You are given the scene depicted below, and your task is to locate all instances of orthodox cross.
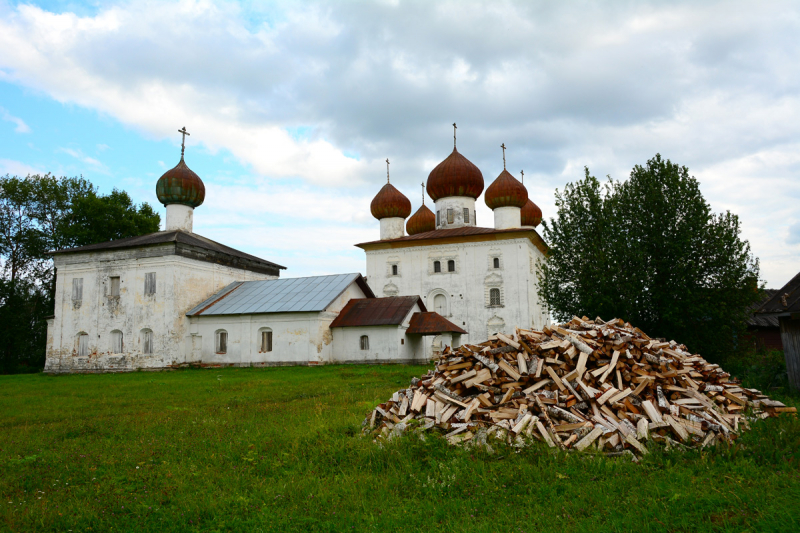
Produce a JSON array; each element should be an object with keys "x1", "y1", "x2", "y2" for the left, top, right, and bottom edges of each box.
[
  {"x1": 501, "y1": 143, "x2": 507, "y2": 170},
  {"x1": 453, "y1": 123, "x2": 457, "y2": 148},
  {"x1": 386, "y1": 158, "x2": 390, "y2": 183},
  {"x1": 520, "y1": 169, "x2": 524, "y2": 184},
  {"x1": 178, "y1": 127, "x2": 190, "y2": 158},
  {"x1": 421, "y1": 182, "x2": 425, "y2": 204}
]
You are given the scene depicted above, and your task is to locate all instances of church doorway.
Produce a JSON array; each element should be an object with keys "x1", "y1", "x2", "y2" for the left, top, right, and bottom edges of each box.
[{"x1": 433, "y1": 294, "x2": 447, "y2": 316}]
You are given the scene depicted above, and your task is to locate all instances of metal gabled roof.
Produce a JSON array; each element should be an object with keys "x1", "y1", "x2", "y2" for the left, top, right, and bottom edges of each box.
[
  {"x1": 329, "y1": 296, "x2": 426, "y2": 327},
  {"x1": 186, "y1": 273, "x2": 373, "y2": 316}
]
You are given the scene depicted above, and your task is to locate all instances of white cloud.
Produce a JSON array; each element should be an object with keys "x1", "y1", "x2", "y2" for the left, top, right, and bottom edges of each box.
[
  {"x1": 0, "y1": 106, "x2": 31, "y2": 133},
  {"x1": 0, "y1": 158, "x2": 39, "y2": 176},
  {"x1": 0, "y1": 0, "x2": 798, "y2": 285},
  {"x1": 57, "y1": 147, "x2": 106, "y2": 169}
]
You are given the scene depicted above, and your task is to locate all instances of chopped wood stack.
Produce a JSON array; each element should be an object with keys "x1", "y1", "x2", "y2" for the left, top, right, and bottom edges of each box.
[{"x1": 364, "y1": 316, "x2": 796, "y2": 457}]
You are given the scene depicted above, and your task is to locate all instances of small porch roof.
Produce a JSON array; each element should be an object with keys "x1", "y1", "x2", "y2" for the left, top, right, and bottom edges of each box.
[{"x1": 406, "y1": 312, "x2": 467, "y2": 335}]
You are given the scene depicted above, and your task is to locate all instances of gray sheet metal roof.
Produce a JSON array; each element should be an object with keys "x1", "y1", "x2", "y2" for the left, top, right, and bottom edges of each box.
[{"x1": 187, "y1": 273, "x2": 372, "y2": 316}]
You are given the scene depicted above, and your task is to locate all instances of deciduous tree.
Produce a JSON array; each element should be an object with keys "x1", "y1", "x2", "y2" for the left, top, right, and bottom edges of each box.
[{"x1": 538, "y1": 154, "x2": 760, "y2": 361}]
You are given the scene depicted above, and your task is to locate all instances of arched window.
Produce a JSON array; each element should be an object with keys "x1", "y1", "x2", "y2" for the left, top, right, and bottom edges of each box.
[
  {"x1": 77, "y1": 332, "x2": 89, "y2": 357},
  {"x1": 434, "y1": 293, "x2": 447, "y2": 315},
  {"x1": 391, "y1": 264, "x2": 398, "y2": 276},
  {"x1": 490, "y1": 288, "x2": 501, "y2": 306},
  {"x1": 447, "y1": 260, "x2": 455, "y2": 272},
  {"x1": 493, "y1": 257, "x2": 500, "y2": 269},
  {"x1": 110, "y1": 330, "x2": 123, "y2": 354},
  {"x1": 259, "y1": 328, "x2": 273, "y2": 353},
  {"x1": 360, "y1": 335, "x2": 369, "y2": 350},
  {"x1": 141, "y1": 329, "x2": 154, "y2": 354},
  {"x1": 216, "y1": 330, "x2": 228, "y2": 354},
  {"x1": 433, "y1": 261, "x2": 441, "y2": 273}
]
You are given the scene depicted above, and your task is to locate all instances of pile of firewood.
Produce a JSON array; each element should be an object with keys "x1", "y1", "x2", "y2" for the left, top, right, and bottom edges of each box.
[{"x1": 364, "y1": 316, "x2": 795, "y2": 458}]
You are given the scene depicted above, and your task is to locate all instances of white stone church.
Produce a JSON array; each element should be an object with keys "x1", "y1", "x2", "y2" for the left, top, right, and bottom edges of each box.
[{"x1": 44, "y1": 130, "x2": 548, "y2": 373}]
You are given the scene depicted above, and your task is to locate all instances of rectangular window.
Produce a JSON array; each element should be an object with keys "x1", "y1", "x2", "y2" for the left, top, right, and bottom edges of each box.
[
  {"x1": 78, "y1": 334, "x2": 89, "y2": 357},
  {"x1": 111, "y1": 331, "x2": 123, "y2": 354},
  {"x1": 473, "y1": 210, "x2": 476, "y2": 225},
  {"x1": 436, "y1": 210, "x2": 440, "y2": 226},
  {"x1": 490, "y1": 288, "x2": 501, "y2": 306},
  {"x1": 391, "y1": 264, "x2": 398, "y2": 276},
  {"x1": 72, "y1": 278, "x2": 83, "y2": 301},
  {"x1": 360, "y1": 335, "x2": 369, "y2": 350},
  {"x1": 110, "y1": 276, "x2": 120, "y2": 297},
  {"x1": 433, "y1": 261, "x2": 441, "y2": 273},
  {"x1": 463, "y1": 208, "x2": 469, "y2": 224},
  {"x1": 261, "y1": 331, "x2": 273, "y2": 352},
  {"x1": 447, "y1": 259, "x2": 455, "y2": 272},
  {"x1": 447, "y1": 208, "x2": 454, "y2": 224},
  {"x1": 144, "y1": 272, "x2": 156, "y2": 295},
  {"x1": 216, "y1": 331, "x2": 228, "y2": 353},
  {"x1": 143, "y1": 330, "x2": 153, "y2": 354}
]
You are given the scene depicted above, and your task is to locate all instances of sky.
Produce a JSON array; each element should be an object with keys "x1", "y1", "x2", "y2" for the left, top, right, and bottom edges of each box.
[{"x1": 0, "y1": 0, "x2": 797, "y2": 287}]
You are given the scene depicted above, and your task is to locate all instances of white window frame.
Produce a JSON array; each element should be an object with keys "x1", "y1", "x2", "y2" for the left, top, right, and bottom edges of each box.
[
  {"x1": 216, "y1": 330, "x2": 228, "y2": 354},
  {"x1": 144, "y1": 272, "x2": 156, "y2": 296},
  {"x1": 433, "y1": 260, "x2": 441, "y2": 273},
  {"x1": 72, "y1": 278, "x2": 83, "y2": 302},
  {"x1": 447, "y1": 259, "x2": 456, "y2": 272},
  {"x1": 446, "y1": 208, "x2": 454, "y2": 224},
  {"x1": 77, "y1": 333, "x2": 89, "y2": 357},
  {"x1": 489, "y1": 288, "x2": 501, "y2": 306},
  {"x1": 463, "y1": 207, "x2": 469, "y2": 224},
  {"x1": 141, "y1": 329, "x2": 154, "y2": 355},
  {"x1": 259, "y1": 328, "x2": 273, "y2": 353},
  {"x1": 109, "y1": 276, "x2": 120, "y2": 297},
  {"x1": 110, "y1": 330, "x2": 123, "y2": 354}
]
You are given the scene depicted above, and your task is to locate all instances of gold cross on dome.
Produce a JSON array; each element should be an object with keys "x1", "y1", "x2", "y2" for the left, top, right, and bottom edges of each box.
[
  {"x1": 453, "y1": 123, "x2": 457, "y2": 148},
  {"x1": 178, "y1": 126, "x2": 190, "y2": 158},
  {"x1": 386, "y1": 158, "x2": 390, "y2": 183},
  {"x1": 501, "y1": 143, "x2": 507, "y2": 170}
]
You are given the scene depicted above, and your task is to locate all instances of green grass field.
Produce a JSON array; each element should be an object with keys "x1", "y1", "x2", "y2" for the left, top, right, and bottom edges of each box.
[{"x1": 1, "y1": 363, "x2": 799, "y2": 533}]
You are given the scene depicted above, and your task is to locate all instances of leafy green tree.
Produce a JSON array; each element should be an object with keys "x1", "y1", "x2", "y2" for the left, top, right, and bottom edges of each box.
[
  {"x1": 538, "y1": 154, "x2": 760, "y2": 361},
  {"x1": 0, "y1": 174, "x2": 161, "y2": 371},
  {"x1": 61, "y1": 188, "x2": 160, "y2": 249}
]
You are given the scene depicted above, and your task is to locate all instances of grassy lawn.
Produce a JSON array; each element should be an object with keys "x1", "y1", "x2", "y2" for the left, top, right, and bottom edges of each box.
[{"x1": 1, "y1": 364, "x2": 799, "y2": 532}]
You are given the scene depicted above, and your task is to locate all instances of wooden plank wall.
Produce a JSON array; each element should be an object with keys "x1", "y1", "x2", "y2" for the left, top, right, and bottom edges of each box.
[{"x1": 780, "y1": 318, "x2": 800, "y2": 390}]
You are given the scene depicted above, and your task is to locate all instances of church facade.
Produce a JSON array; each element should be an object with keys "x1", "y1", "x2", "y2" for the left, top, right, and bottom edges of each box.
[
  {"x1": 358, "y1": 140, "x2": 550, "y2": 350},
  {"x1": 44, "y1": 129, "x2": 546, "y2": 373}
]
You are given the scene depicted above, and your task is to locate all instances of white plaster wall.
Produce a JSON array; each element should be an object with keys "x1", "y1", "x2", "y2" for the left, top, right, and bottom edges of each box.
[
  {"x1": 433, "y1": 196, "x2": 477, "y2": 229},
  {"x1": 493, "y1": 206, "x2": 522, "y2": 230},
  {"x1": 188, "y1": 280, "x2": 368, "y2": 366},
  {"x1": 45, "y1": 245, "x2": 277, "y2": 373},
  {"x1": 379, "y1": 217, "x2": 405, "y2": 240},
  {"x1": 365, "y1": 238, "x2": 549, "y2": 347},
  {"x1": 331, "y1": 302, "x2": 426, "y2": 363},
  {"x1": 165, "y1": 204, "x2": 194, "y2": 232}
]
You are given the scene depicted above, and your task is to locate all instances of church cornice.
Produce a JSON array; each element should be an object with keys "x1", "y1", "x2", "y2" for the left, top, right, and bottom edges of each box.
[{"x1": 358, "y1": 231, "x2": 547, "y2": 256}]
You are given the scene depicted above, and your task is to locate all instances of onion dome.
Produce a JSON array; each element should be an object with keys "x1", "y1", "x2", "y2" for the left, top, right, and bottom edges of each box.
[
  {"x1": 426, "y1": 148, "x2": 484, "y2": 201},
  {"x1": 484, "y1": 169, "x2": 528, "y2": 209},
  {"x1": 370, "y1": 183, "x2": 412, "y2": 220},
  {"x1": 156, "y1": 157, "x2": 205, "y2": 208},
  {"x1": 406, "y1": 204, "x2": 435, "y2": 235},
  {"x1": 521, "y1": 198, "x2": 543, "y2": 227}
]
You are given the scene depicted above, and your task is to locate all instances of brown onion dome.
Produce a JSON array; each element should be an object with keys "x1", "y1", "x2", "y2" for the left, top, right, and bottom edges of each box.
[
  {"x1": 521, "y1": 198, "x2": 543, "y2": 227},
  {"x1": 484, "y1": 169, "x2": 528, "y2": 209},
  {"x1": 370, "y1": 183, "x2": 412, "y2": 220},
  {"x1": 156, "y1": 157, "x2": 205, "y2": 208},
  {"x1": 426, "y1": 148, "x2": 484, "y2": 201},
  {"x1": 406, "y1": 204, "x2": 436, "y2": 235}
]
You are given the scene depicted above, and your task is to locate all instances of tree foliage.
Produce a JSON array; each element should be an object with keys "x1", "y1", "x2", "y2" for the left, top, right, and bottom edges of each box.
[
  {"x1": 538, "y1": 154, "x2": 761, "y2": 361},
  {"x1": 0, "y1": 174, "x2": 160, "y2": 372}
]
